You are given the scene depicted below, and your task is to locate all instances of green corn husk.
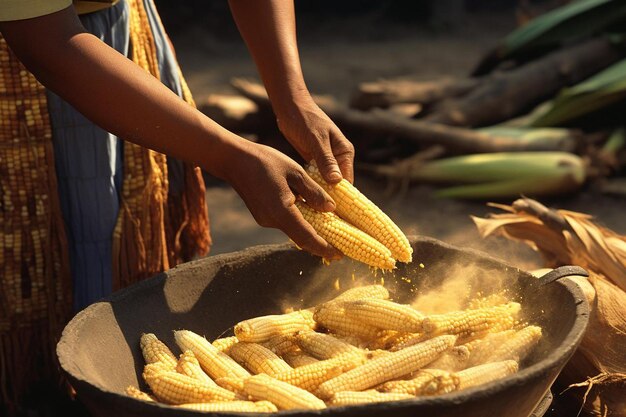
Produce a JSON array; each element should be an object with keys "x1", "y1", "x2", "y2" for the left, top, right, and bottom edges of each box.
[
  {"x1": 473, "y1": 0, "x2": 626, "y2": 75},
  {"x1": 370, "y1": 152, "x2": 586, "y2": 199},
  {"x1": 477, "y1": 126, "x2": 578, "y2": 151},
  {"x1": 530, "y1": 58, "x2": 626, "y2": 127}
]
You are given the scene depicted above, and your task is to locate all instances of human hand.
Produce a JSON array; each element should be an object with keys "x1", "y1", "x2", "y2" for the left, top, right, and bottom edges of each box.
[
  {"x1": 221, "y1": 139, "x2": 342, "y2": 260},
  {"x1": 276, "y1": 97, "x2": 355, "y2": 184}
]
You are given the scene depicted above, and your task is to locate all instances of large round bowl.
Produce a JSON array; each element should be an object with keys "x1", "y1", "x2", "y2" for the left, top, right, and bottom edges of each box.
[{"x1": 57, "y1": 236, "x2": 589, "y2": 417}]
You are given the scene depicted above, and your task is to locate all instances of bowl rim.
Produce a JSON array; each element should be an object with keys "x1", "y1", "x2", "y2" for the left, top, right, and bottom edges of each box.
[{"x1": 57, "y1": 236, "x2": 590, "y2": 416}]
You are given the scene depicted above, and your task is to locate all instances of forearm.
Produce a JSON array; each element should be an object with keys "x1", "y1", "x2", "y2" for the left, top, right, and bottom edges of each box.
[
  {"x1": 228, "y1": 0, "x2": 312, "y2": 116},
  {"x1": 0, "y1": 7, "x2": 240, "y2": 179}
]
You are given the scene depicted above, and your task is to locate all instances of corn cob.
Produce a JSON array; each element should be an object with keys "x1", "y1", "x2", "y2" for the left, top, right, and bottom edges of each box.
[
  {"x1": 274, "y1": 353, "x2": 365, "y2": 393},
  {"x1": 295, "y1": 201, "x2": 396, "y2": 270},
  {"x1": 174, "y1": 330, "x2": 250, "y2": 379},
  {"x1": 327, "y1": 285, "x2": 390, "y2": 304},
  {"x1": 178, "y1": 401, "x2": 278, "y2": 412},
  {"x1": 125, "y1": 385, "x2": 155, "y2": 402},
  {"x1": 243, "y1": 374, "x2": 326, "y2": 410},
  {"x1": 212, "y1": 336, "x2": 238, "y2": 353},
  {"x1": 235, "y1": 309, "x2": 315, "y2": 343},
  {"x1": 143, "y1": 367, "x2": 237, "y2": 404},
  {"x1": 455, "y1": 360, "x2": 519, "y2": 390},
  {"x1": 380, "y1": 369, "x2": 458, "y2": 395},
  {"x1": 215, "y1": 376, "x2": 247, "y2": 398},
  {"x1": 465, "y1": 330, "x2": 517, "y2": 367},
  {"x1": 175, "y1": 350, "x2": 216, "y2": 386},
  {"x1": 307, "y1": 163, "x2": 412, "y2": 263},
  {"x1": 140, "y1": 333, "x2": 177, "y2": 370},
  {"x1": 388, "y1": 333, "x2": 426, "y2": 351},
  {"x1": 313, "y1": 302, "x2": 381, "y2": 340},
  {"x1": 467, "y1": 292, "x2": 511, "y2": 310},
  {"x1": 421, "y1": 302, "x2": 521, "y2": 339},
  {"x1": 343, "y1": 299, "x2": 424, "y2": 333},
  {"x1": 486, "y1": 325, "x2": 542, "y2": 363},
  {"x1": 229, "y1": 342, "x2": 293, "y2": 376},
  {"x1": 368, "y1": 330, "x2": 403, "y2": 350},
  {"x1": 427, "y1": 345, "x2": 470, "y2": 372},
  {"x1": 283, "y1": 352, "x2": 320, "y2": 368},
  {"x1": 317, "y1": 335, "x2": 456, "y2": 399},
  {"x1": 294, "y1": 331, "x2": 364, "y2": 359},
  {"x1": 328, "y1": 390, "x2": 414, "y2": 406},
  {"x1": 263, "y1": 335, "x2": 300, "y2": 356}
]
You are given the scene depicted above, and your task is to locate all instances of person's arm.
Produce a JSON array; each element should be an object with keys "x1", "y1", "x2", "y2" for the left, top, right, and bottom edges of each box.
[
  {"x1": 228, "y1": 0, "x2": 355, "y2": 184},
  {"x1": 0, "y1": 6, "x2": 339, "y2": 259}
]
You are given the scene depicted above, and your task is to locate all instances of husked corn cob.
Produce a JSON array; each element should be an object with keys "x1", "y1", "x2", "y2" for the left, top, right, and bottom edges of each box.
[
  {"x1": 175, "y1": 350, "x2": 216, "y2": 386},
  {"x1": 212, "y1": 336, "x2": 238, "y2": 353},
  {"x1": 275, "y1": 353, "x2": 365, "y2": 392},
  {"x1": 486, "y1": 325, "x2": 542, "y2": 363},
  {"x1": 380, "y1": 369, "x2": 458, "y2": 396},
  {"x1": 215, "y1": 376, "x2": 247, "y2": 397},
  {"x1": 143, "y1": 367, "x2": 237, "y2": 404},
  {"x1": 295, "y1": 331, "x2": 363, "y2": 359},
  {"x1": 140, "y1": 333, "x2": 177, "y2": 370},
  {"x1": 229, "y1": 342, "x2": 293, "y2": 376},
  {"x1": 317, "y1": 335, "x2": 457, "y2": 399},
  {"x1": 263, "y1": 335, "x2": 300, "y2": 356},
  {"x1": 283, "y1": 352, "x2": 320, "y2": 368},
  {"x1": 368, "y1": 330, "x2": 403, "y2": 350},
  {"x1": 465, "y1": 330, "x2": 517, "y2": 367},
  {"x1": 235, "y1": 309, "x2": 316, "y2": 343},
  {"x1": 455, "y1": 360, "x2": 519, "y2": 390},
  {"x1": 427, "y1": 345, "x2": 470, "y2": 372},
  {"x1": 343, "y1": 299, "x2": 424, "y2": 333},
  {"x1": 295, "y1": 201, "x2": 396, "y2": 270},
  {"x1": 174, "y1": 330, "x2": 250, "y2": 379},
  {"x1": 307, "y1": 163, "x2": 412, "y2": 263},
  {"x1": 178, "y1": 401, "x2": 278, "y2": 413},
  {"x1": 243, "y1": 373, "x2": 326, "y2": 410},
  {"x1": 421, "y1": 302, "x2": 521, "y2": 339},
  {"x1": 328, "y1": 390, "x2": 414, "y2": 406},
  {"x1": 125, "y1": 385, "x2": 155, "y2": 402},
  {"x1": 388, "y1": 333, "x2": 426, "y2": 351},
  {"x1": 328, "y1": 285, "x2": 390, "y2": 304},
  {"x1": 314, "y1": 302, "x2": 381, "y2": 340}
]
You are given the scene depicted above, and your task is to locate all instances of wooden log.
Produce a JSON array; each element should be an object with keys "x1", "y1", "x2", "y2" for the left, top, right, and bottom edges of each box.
[
  {"x1": 231, "y1": 78, "x2": 577, "y2": 154},
  {"x1": 349, "y1": 77, "x2": 480, "y2": 110},
  {"x1": 422, "y1": 38, "x2": 624, "y2": 127},
  {"x1": 197, "y1": 94, "x2": 275, "y2": 133}
]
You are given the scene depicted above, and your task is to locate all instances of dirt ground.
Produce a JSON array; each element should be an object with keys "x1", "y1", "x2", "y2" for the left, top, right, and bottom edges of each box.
[{"x1": 171, "y1": 12, "x2": 626, "y2": 273}]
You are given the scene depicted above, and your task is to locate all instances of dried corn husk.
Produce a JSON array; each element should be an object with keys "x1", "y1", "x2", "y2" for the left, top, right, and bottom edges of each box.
[{"x1": 474, "y1": 197, "x2": 626, "y2": 416}]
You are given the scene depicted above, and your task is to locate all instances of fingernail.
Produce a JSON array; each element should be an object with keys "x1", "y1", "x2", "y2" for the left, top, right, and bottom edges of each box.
[
  {"x1": 328, "y1": 170, "x2": 342, "y2": 182},
  {"x1": 323, "y1": 200, "x2": 336, "y2": 212}
]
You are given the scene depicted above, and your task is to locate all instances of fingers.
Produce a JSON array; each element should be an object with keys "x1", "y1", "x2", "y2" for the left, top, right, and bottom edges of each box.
[
  {"x1": 312, "y1": 139, "x2": 343, "y2": 184},
  {"x1": 288, "y1": 170, "x2": 335, "y2": 212},
  {"x1": 331, "y1": 128, "x2": 355, "y2": 183},
  {"x1": 281, "y1": 204, "x2": 342, "y2": 260}
]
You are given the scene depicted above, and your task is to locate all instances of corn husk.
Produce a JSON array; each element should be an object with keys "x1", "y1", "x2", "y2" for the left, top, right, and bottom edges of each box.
[{"x1": 473, "y1": 197, "x2": 626, "y2": 416}]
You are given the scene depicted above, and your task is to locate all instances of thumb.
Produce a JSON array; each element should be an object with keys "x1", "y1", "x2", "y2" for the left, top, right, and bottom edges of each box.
[
  {"x1": 288, "y1": 170, "x2": 336, "y2": 212},
  {"x1": 313, "y1": 143, "x2": 343, "y2": 184}
]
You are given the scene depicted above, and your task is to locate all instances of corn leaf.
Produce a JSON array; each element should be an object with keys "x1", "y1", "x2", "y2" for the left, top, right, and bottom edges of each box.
[{"x1": 530, "y1": 58, "x2": 626, "y2": 126}]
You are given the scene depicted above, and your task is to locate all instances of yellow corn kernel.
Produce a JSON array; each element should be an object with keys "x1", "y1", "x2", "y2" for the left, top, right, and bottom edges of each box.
[
  {"x1": 467, "y1": 292, "x2": 510, "y2": 310},
  {"x1": 327, "y1": 285, "x2": 390, "y2": 304},
  {"x1": 295, "y1": 201, "x2": 396, "y2": 270},
  {"x1": 317, "y1": 335, "x2": 457, "y2": 399},
  {"x1": 274, "y1": 353, "x2": 365, "y2": 393},
  {"x1": 388, "y1": 333, "x2": 425, "y2": 351},
  {"x1": 125, "y1": 385, "x2": 154, "y2": 402},
  {"x1": 174, "y1": 330, "x2": 250, "y2": 379},
  {"x1": 140, "y1": 333, "x2": 177, "y2": 370},
  {"x1": 212, "y1": 336, "x2": 238, "y2": 353},
  {"x1": 294, "y1": 330, "x2": 364, "y2": 359},
  {"x1": 380, "y1": 369, "x2": 458, "y2": 396},
  {"x1": 178, "y1": 401, "x2": 278, "y2": 413},
  {"x1": 243, "y1": 374, "x2": 326, "y2": 410},
  {"x1": 313, "y1": 302, "x2": 381, "y2": 340},
  {"x1": 175, "y1": 350, "x2": 216, "y2": 386},
  {"x1": 283, "y1": 352, "x2": 320, "y2": 368},
  {"x1": 263, "y1": 335, "x2": 300, "y2": 356},
  {"x1": 455, "y1": 360, "x2": 519, "y2": 390},
  {"x1": 427, "y1": 345, "x2": 470, "y2": 372},
  {"x1": 235, "y1": 309, "x2": 316, "y2": 343},
  {"x1": 465, "y1": 330, "x2": 517, "y2": 367},
  {"x1": 343, "y1": 299, "x2": 424, "y2": 333},
  {"x1": 328, "y1": 390, "x2": 414, "y2": 406},
  {"x1": 421, "y1": 302, "x2": 521, "y2": 339},
  {"x1": 143, "y1": 366, "x2": 237, "y2": 404},
  {"x1": 307, "y1": 163, "x2": 412, "y2": 263},
  {"x1": 215, "y1": 376, "x2": 247, "y2": 397},
  {"x1": 486, "y1": 325, "x2": 542, "y2": 363},
  {"x1": 229, "y1": 342, "x2": 293, "y2": 376}
]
